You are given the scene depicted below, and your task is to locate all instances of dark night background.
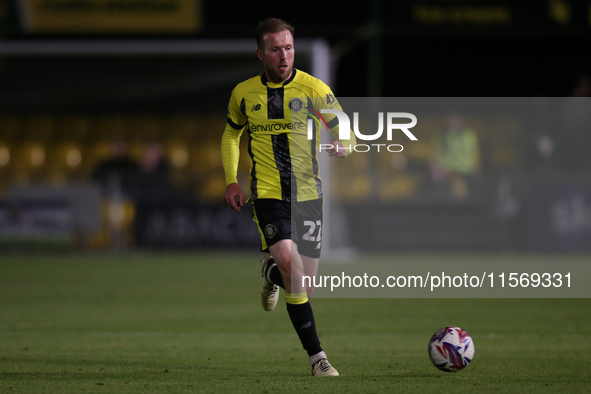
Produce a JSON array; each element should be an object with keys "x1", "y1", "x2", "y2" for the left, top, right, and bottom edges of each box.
[
  {"x1": 2, "y1": 1, "x2": 590, "y2": 98},
  {"x1": 199, "y1": 1, "x2": 591, "y2": 97}
]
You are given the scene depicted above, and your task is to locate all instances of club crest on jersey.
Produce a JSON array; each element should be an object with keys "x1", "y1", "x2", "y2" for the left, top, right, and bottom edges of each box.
[
  {"x1": 289, "y1": 98, "x2": 303, "y2": 112},
  {"x1": 264, "y1": 224, "x2": 277, "y2": 239}
]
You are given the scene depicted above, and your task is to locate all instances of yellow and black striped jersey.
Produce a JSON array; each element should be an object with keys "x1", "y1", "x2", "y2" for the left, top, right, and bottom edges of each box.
[{"x1": 222, "y1": 69, "x2": 351, "y2": 202}]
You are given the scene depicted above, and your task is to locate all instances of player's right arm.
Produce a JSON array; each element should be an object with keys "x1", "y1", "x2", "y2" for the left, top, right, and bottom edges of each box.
[
  {"x1": 222, "y1": 126, "x2": 244, "y2": 212},
  {"x1": 221, "y1": 87, "x2": 248, "y2": 212}
]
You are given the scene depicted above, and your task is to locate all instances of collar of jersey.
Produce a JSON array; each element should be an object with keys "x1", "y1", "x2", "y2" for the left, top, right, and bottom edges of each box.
[{"x1": 260, "y1": 68, "x2": 297, "y2": 88}]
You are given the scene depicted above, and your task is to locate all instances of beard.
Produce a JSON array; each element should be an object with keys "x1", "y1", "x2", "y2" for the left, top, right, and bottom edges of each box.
[{"x1": 266, "y1": 64, "x2": 293, "y2": 84}]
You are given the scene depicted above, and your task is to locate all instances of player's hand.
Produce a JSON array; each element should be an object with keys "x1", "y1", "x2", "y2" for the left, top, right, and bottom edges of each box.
[
  {"x1": 327, "y1": 140, "x2": 348, "y2": 158},
  {"x1": 224, "y1": 183, "x2": 244, "y2": 212}
]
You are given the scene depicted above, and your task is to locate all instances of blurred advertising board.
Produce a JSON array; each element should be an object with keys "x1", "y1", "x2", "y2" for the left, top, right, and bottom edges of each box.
[
  {"x1": 0, "y1": 199, "x2": 72, "y2": 249},
  {"x1": 19, "y1": 0, "x2": 202, "y2": 33},
  {"x1": 393, "y1": 0, "x2": 590, "y2": 28},
  {"x1": 134, "y1": 201, "x2": 260, "y2": 249}
]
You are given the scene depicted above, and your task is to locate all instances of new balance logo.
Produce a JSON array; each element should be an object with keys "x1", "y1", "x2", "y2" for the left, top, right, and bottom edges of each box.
[
  {"x1": 299, "y1": 322, "x2": 312, "y2": 330},
  {"x1": 251, "y1": 104, "x2": 261, "y2": 111}
]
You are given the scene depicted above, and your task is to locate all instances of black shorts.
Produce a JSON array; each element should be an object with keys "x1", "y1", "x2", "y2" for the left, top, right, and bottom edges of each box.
[{"x1": 252, "y1": 198, "x2": 323, "y2": 258}]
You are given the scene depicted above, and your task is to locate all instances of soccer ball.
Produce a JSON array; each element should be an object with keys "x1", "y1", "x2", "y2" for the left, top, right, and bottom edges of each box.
[{"x1": 428, "y1": 326, "x2": 474, "y2": 372}]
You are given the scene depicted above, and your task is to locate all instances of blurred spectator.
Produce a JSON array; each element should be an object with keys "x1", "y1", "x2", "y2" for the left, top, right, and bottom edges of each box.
[
  {"x1": 130, "y1": 141, "x2": 171, "y2": 199},
  {"x1": 91, "y1": 138, "x2": 138, "y2": 197},
  {"x1": 429, "y1": 112, "x2": 480, "y2": 200}
]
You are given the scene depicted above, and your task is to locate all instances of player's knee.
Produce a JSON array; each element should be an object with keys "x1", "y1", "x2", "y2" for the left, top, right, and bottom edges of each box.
[
  {"x1": 276, "y1": 260, "x2": 292, "y2": 280},
  {"x1": 306, "y1": 285, "x2": 315, "y2": 297},
  {"x1": 271, "y1": 244, "x2": 292, "y2": 270}
]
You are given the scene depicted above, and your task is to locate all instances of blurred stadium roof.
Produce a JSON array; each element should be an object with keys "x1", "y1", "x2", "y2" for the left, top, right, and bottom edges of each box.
[{"x1": 0, "y1": 0, "x2": 590, "y2": 97}]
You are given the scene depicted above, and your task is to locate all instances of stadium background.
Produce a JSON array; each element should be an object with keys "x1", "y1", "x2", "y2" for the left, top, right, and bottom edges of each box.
[{"x1": 0, "y1": 0, "x2": 590, "y2": 253}]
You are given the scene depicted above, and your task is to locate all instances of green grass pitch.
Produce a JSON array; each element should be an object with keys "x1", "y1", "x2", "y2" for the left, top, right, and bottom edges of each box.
[{"x1": 1, "y1": 252, "x2": 590, "y2": 393}]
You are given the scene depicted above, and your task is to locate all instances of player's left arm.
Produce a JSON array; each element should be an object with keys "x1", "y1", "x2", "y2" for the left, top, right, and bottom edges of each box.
[
  {"x1": 326, "y1": 140, "x2": 348, "y2": 158},
  {"x1": 321, "y1": 87, "x2": 356, "y2": 159}
]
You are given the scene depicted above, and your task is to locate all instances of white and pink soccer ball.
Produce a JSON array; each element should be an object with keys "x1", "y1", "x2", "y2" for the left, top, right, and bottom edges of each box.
[{"x1": 428, "y1": 326, "x2": 474, "y2": 372}]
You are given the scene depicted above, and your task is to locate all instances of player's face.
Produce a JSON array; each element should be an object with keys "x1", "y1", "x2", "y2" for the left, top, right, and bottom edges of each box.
[{"x1": 257, "y1": 30, "x2": 294, "y2": 84}]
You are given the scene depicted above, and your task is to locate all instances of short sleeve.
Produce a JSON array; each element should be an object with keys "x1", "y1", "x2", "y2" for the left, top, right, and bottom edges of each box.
[{"x1": 227, "y1": 87, "x2": 247, "y2": 130}]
